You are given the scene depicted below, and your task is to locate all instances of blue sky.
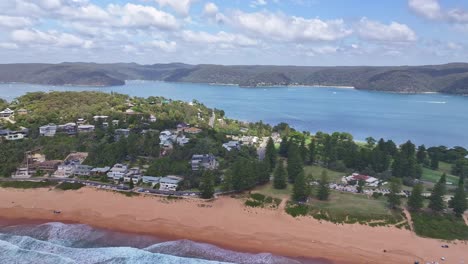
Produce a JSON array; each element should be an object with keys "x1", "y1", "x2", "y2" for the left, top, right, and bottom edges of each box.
[{"x1": 0, "y1": 0, "x2": 467, "y2": 65}]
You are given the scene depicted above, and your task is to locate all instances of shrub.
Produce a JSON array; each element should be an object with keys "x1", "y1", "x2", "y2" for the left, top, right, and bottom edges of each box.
[
  {"x1": 56, "y1": 182, "x2": 85, "y2": 190},
  {"x1": 250, "y1": 193, "x2": 266, "y2": 202},
  {"x1": 285, "y1": 203, "x2": 309, "y2": 217},
  {"x1": 412, "y1": 211, "x2": 468, "y2": 240},
  {"x1": 245, "y1": 200, "x2": 263, "y2": 207},
  {"x1": 0, "y1": 180, "x2": 56, "y2": 189}
]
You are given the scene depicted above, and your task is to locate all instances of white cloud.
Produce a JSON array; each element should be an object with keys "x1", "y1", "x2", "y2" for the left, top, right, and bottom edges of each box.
[
  {"x1": 181, "y1": 30, "x2": 258, "y2": 46},
  {"x1": 357, "y1": 18, "x2": 417, "y2": 42},
  {"x1": 203, "y1": 2, "x2": 218, "y2": 16},
  {"x1": 250, "y1": 0, "x2": 267, "y2": 8},
  {"x1": 0, "y1": 15, "x2": 34, "y2": 28},
  {"x1": 230, "y1": 11, "x2": 352, "y2": 42},
  {"x1": 107, "y1": 3, "x2": 179, "y2": 30},
  {"x1": 0, "y1": 42, "x2": 19, "y2": 49},
  {"x1": 154, "y1": 0, "x2": 194, "y2": 16},
  {"x1": 146, "y1": 39, "x2": 177, "y2": 52},
  {"x1": 408, "y1": 0, "x2": 442, "y2": 20},
  {"x1": 11, "y1": 29, "x2": 92, "y2": 48}
]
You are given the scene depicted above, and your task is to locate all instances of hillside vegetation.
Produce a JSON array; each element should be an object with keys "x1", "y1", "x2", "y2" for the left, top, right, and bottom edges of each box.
[{"x1": 1, "y1": 63, "x2": 468, "y2": 94}]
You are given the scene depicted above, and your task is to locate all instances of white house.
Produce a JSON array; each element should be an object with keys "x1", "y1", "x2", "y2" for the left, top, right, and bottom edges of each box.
[
  {"x1": 0, "y1": 108, "x2": 14, "y2": 118},
  {"x1": 222, "y1": 141, "x2": 241, "y2": 151},
  {"x1": 107, "y1": 164, "x2": 128, "y2": 179},
  {"x1": 159, "y1": 176, "x2": 183, "y2": 191},
  {"x1": 39, "y1": 124, "x2": 57, "y2": 137},
  {"x1": 149, "y1": 115, "x2": 157, "y2": 123},
  {"x1": 78, "y1": 125, "x2": 95, "y2": 133},
  {"x1": 142, "y1": 176, "x2": 162, "y2": 186},
  {"x1": 5, "y1": 132, "x2": 25, "y2": 141},
  {"x1": 93, "y1": 115, "x2": 109, "y2": 121}
]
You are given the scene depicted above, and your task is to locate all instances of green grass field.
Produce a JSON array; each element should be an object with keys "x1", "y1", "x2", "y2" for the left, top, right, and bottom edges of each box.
[
  {"x1": 254, "y1": 182, "x2": 292, "y2": 198},
  {"x1": 411, "y1": 211, "x2": 468, "y2": 240},
  {"x1": 421, "y1": 167, "x2": 459, "y2": 185},
  {"x1": 303, "y1": 165, "x2": 345, "y2": 183}
]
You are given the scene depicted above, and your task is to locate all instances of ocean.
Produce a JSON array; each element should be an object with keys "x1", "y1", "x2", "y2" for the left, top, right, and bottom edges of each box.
[
  {"x1": 1, "y1": 80, "x2": 467, "y2": 147},
  {"x1": 0, "y1": 221, "x2": 324, "y2": 264}
]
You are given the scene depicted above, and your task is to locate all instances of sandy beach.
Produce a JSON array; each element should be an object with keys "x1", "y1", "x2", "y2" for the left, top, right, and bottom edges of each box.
[{"x1": 0, "y1": 187, "x2": 466, "y2": 264}]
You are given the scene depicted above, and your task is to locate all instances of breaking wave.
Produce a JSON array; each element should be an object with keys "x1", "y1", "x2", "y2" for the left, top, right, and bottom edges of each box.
[{"x1": 0, "y1": 222, "x2": 309, "y2": 264}]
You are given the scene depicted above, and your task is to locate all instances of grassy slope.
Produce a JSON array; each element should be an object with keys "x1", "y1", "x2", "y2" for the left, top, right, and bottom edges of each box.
[
  {"x1": 411, "y1": 211, "x2": 468, "y2": 240},
  {"x1": 254, "y1": 182, "x2": 293, "y2": 199},
  {"x1": 304, "y1": 165, "x2": 345, "y2": 183}
]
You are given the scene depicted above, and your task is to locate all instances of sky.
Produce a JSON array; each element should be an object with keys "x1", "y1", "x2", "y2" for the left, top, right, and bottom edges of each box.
[{"x1": 0, "y1": 0, "x2": 468, "y2": 66}]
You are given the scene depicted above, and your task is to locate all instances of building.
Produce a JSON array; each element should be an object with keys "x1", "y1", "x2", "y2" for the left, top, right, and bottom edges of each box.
[
  {"x1": 107, "y1": 164, "x2": 128, "y2": 179},
  {"x1": 177, "y1": 122, "x2": 189, "y2": 132},
  {"x1": 16, "y1": 109, "x2": 28, "y2": 115},
  {"x1": 184, "y1": 127, "x2": 202, "y2": 134},
  {"x1": 191, "y1": 154, "x2": 218, "y2": 171},
  {"x1": 57, "y1": 123, "x2": 77, "y2": 135},
  {"x1": 142, "y1": 176, "x2": 162, "y2": 186},
  {"x1": 0, "y1": 108, "x2": 14, "y2": 118},
  {"x1": 159, "y1": 175, "x2": 183, "y2": 191},
  {"x1": 4, "y1": 131, "x2": 26, "y2": 141},
  {"x1": 176, "y1": 135, "x2": 190, "y2": 146},
  {"x1": 149, "y1": 115, "x2": 157, "y2": 123},
  {"x1": 77, "y1": 125, "x2": 95, "y2": 133},
  {"x1": 74, "y1": 165, "x2": 93, "y2": 176},
  {"x1": 222, "y1": 141, "x2": 241, "y2": 151},
  {"x1": 39, "y1": 124, "x2": 57, "y2": 137},
  {"x1": 91, "y1": 166, "x2": 110, "y2": 176},
  {"x1": 343, "y1": 173, "x2": 380, "y2": 187},
  {"x1": 115, "y1": 129, "x2": 130, "y2": 141},
  {"x1": 54, "y1": 163, "x2": 76, "y2": 178},
  {"x1": 93, "y1": 115, "x2": 108, "y2": 121}
]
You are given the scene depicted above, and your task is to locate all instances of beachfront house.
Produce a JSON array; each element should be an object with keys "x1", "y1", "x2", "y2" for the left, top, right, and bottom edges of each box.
[
  {"x1": 54, "y1": 163, "x2": 76, "y2": 178},
  {"x1": 91, "y1": 166, "x2": 110, "y2": 176},
  {"x1": 142, "y1": 176, "x2": 162, "y2": 186},
  {"x1": 222, "y1": 141, "x2": 241, "y2": 151},
  {"x1": 74, "y1": 165, "x2": 93, "y2": 176},
  {"x1": 124, "y1": 175, "x2": 141, "y2": 185},
  {"x1": 0, "y1": 108, "x2": 14, "y2": 118},
  {"x1": 191, "y1": 154, "x2": 218, "y2": 171},
  {"x1": 107, "y1": 164, "x2": 128, "y2": 180},
  {"x1": 159, "y1": 176, "x2": 183, "y2": 191},
  {"x1": 39, "y1": 124, "x2": 58, "y2": 137}
]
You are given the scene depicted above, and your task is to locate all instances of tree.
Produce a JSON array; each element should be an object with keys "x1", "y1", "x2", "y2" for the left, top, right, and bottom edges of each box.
[
  {"x1": 200, "y1": 170, "x2": 215, "y2": 199},
  {"x1": 416, "y1": 145, "x2": 427, "y2": 164},
  {"x1": 273, "y1": 161, "x2": 287, "y2": 189},
  {"x1": 293, "y1": 169, "x2": 308, "y2": 202},
  {"x1": 428, "y1": 174, "x2": 447, "y2": 213},
  {"x1": 287, "y1": 144, "x2": 303, "y2": 183},
  {"x1": 299, "y1": 138, "x2": 307, "y2": 163},
  {"x1": 317, "y1": 170, "x2": 330, "y2": 201},
  {"x1": 308, "y1": 139, "x2": 316, "y2": 165},
  {"x1": 407, "y1": 184, "x2": 424, "y2": 211},
  {"x1": 430, "y1": 153, "x2": 439, "y2": 170},
  {"x1": 449, "y1": 177, "x2": 467, "y2": 216},
  {"x1": 279, "y1": 136, "x2": 289, "y2": 157},
  {"x1": 128, "y1": 179, "x2": 134, "y2": 189},
  {"x1": 357, "y1": 179, "x2": 365, "y2": 193},
  {"x1": 387, "y1": 178, "x2": 402, "y2": 209},
  {"x1": 366, "y1": 137, "x2": 376, "y2": 148},
  {"x1": 264, "y1": 137, "x2": 277, "y2": 171}
]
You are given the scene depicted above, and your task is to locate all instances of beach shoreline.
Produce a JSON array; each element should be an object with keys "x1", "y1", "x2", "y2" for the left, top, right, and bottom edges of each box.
[{"x1": 0, "y1": 187, "x2": 466, "y2": 264}]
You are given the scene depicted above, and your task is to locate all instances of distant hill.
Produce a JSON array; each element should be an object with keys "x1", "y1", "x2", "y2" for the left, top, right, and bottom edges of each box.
[{"x1": 1, "y1": 62, "x2": 468, "y2": 94}]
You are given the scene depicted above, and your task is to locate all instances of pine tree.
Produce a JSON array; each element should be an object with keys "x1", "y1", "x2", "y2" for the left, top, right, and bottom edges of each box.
[
  {"x1": 430, "y1": 154, "x2": 439, "y2": 170},
  {"x1": 129, "y1": 179, "x2": 134, "y2": 189},
  {"x1": 408, "y1": 183, "x2": 424, "y2": 211},
  {"x1": 299, "y1": 138, "x2": 307, "y2": 163},
  {"x1": 256, "y1": 161, "x2": 271, "y2": 184},
  {"x1": 317, "y1": 170, "x2": 330, "y2": 201},
  {"x1": 308, "y1": 139, "x2": 316, "y2": 165},
  {"x1": 449, "y1": 178, "x2": 467, "y2": 216},
  {"x1": 293, "y1": 169, "x2": 308, "y2": 202},
  {"x1": 387, "y1": 178, "x2": 402, "y2": 209},
  {"x1": 264, "y1": 137, "x2": 277, "y2": 172},
  {"x1": 279, "y1": 136, "x2": 289, "y2": 157},
  {"x1": 200, "y1": 170, "x2": 215, "y2": 199},
  {"x1": 429, "y1": 174, "x2": 447, "y2": 212},
  {"x1": 287, "y1": 144, "x2": 303, "y2": 183},
  {"x1": 273, "y1": 161, "x2": 287, "y2": 189},
  {"x1": 416, "y1": 145, "x2": 427, "y2": 164}
]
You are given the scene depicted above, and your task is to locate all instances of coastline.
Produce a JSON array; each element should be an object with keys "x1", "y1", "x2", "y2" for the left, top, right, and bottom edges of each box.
[{"x1": 0, "y1": 187, "x2": 466, "y2": 264}]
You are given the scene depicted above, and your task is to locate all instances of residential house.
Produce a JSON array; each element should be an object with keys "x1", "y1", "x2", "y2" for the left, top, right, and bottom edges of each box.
[
  {"x1": 16, "y1": 109, "x2": 28, "y2": 115},
  {"x1": 222, "y1": 141, "x2": 241, "y2": 151},
  {"x1": 159, "y1": 175, "x2": 183, "y2": 191},
  {"x1": 74, "y1": 165, "x2": 93, "y2": 176},
  {"x1": 6, "y1": 132, "x2": 25, "y2": 141},
  {"x1": 115, "y1": 128, "x2": 130, "y2": 141},
  {"x1": 343, "y1": 173, "x2": 380, "y2": 187},
  {"x1": 107, "y1": 164, "x2": 128, "y2": 180},
  {"x1": 149, "y1": 115, "x2": 157, "y2": 123},
  {"x1": 91, "y1": 166, "x2": 110, "y2": 176},
  {"x1": 240, "y1": 136, "x2": 259, "y2": 145},
  {"x1": 142, "y1": 176, "x2": 161, "y2": 186},
  {"x1": 124, "y1": 174, "x2": 141, "y2": 185},
  {"x1": 184, "y1": 127, "x2": 202, "y2": 134},
  {"x1": 12, "y1": 167, "x2": 31, "y2": 178},
  {"x1": 0, "y1": 108, "x2": 14, "y2": 118},
  {"x1": 36, "y1": 160, "x2": 62, "y2": 172},
  {"x1": 57, "y1": 123, "x2": 77, "y2": 135},
  {"x1": 177, "y1": 122, "x2": 189, "y2": 132},
  {"x1": 54, "y1": 163, "x2": 77, "y2": 178},
  {"x1": 176, "y1": 135, "x2": 190, "y2": 146},
  {"x1": 191, "y1": 154, "x2": 218, "y2": 171},
  {"x1": 39, "y1": 124, "x2": 58, "y2": 137},
  {"x1": 76, "y1": 118, "x2": 86, "y2": 125},
  {"x1": 77, "y1": 125, "x2": 95, "y2": 133},
  {"x1": 93, "y1": 115, "x2": 108, "y2": 121}
]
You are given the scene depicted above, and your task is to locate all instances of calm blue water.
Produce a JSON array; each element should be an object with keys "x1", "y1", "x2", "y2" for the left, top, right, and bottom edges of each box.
[
  {"x1": 0, "y1": 221, "x2": 317, "y2": 264},
  {"x1": 0, "y1": 81, "x2": 467, "y2": 147}
]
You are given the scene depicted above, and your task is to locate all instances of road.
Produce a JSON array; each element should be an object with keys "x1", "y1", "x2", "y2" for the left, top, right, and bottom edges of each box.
[{"x1": 209, "y1": 110, "x2": 215, "y2": 128}]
